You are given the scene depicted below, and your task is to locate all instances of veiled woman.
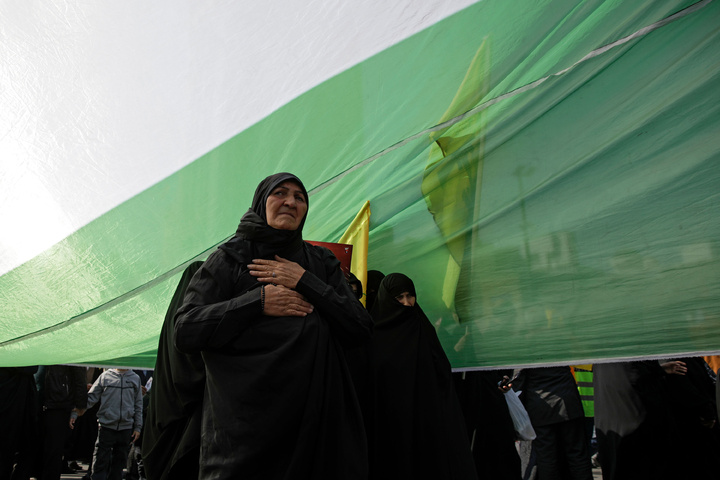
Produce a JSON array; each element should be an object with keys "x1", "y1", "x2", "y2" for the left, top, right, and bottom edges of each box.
[
  {"x1": 174, "y1": 172, "x2": 373, "y2": 479},
  {"x1": 368, "y1": 273, "x2": 477, "y2": 480}
]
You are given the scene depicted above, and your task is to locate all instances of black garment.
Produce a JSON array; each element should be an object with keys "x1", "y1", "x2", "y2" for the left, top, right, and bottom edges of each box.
[
  {"x1": 174, "y1": 173, "x2": 373, "y2": 480},
  {"x1": 128, "y1": 384, "x2": 152, "y2": 480},
  {"x1": 41, "y1": 409, "x2": 73, "y2": 480},
  {"x1": 38, "y1": 365, "x2": 87, "y2": 411},
  {"x1": 132, "y1": 370, "x2": 152, "y2": 389},
  {"x1": 513, "y1": 367, "x2": 585, "y2": 428},
  {"x1": 513, "y1": 367, "x2": 591, "y2": 480},
  {"x1": 532, "y1": 418, "x2": 589, "y2": 480},
  {"x1": 594, "y1": 361, "x2": 674, "y2": 480},
  {"x1": 453, "y1": 371, "x2": 521, "y2": 480},
  {"x1": 36, "y1": 365, "x2": 87, "y2": 480},
  {"x1": 0, "y1": 366, "x2": 38, "y2": 480},
  {"x1": 135, "y1": 389, "x2": 150, "y2": 449},
  {"x1": 663, "y1": 357, "x2": 720, "y2": 479},
  {"x1": 143, "y1": 261, "x2": 205, "y2": 480},
  {"x1": 69, "y1": 368, "x2": 102, "y2": 466},
  {"x1": 368, "y1": 273, "x2": 477, "y2": 480},
  {"x1": 347, "y1": 271, "x2": 364, "y2": 300},
  {"x1": 92, "y1": 427, "x2": 132, "y2": 480},
  {"x1": 365, "y1": 270, "x2": 385, "y2": 311},
  {"x1": 717, "y1": 363, "x2": 720, "y2": 430}
]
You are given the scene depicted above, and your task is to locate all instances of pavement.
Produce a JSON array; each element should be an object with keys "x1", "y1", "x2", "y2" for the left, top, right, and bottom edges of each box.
[
  {"x1": 57, "y1": 461, "x2": 605, "y2": 479},
  {"x1": 594, "y1": 465, "x2": 603, "y2": 479},
  {"x1": 59, "y1": 460, "x2": 90, "y2": 479}
]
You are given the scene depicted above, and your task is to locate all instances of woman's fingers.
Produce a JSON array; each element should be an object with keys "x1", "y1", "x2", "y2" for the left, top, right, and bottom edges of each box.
[
  {"x1": 661, "y1": 360, "x2": 688, "y2": 375},
  {"x1": 247, "y1": 258, "x2": 275, "y2": 275},
  {"x1": 248, "y1": 258, "x2": 305, "y2": 289},
  {"x1": 263, "y1": 284, "x2": 314, "y2": 317}
]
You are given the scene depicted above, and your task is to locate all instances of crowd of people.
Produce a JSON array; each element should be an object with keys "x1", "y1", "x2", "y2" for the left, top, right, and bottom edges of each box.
[
  {"x1": 2, "y1": 172, "x2": 719, "y2": 479},
  {"x1": 1, "y1": 364, "x2": 152, "y2": 480}
]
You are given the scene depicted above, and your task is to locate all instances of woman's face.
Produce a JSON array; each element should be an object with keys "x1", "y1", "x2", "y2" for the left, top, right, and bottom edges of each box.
[
  {"x1": 394, "y1": 291, "x2": 416, "y2": 307},
  {"x1": 265, "y1": 181, "x2": 308, "y2": 230}
]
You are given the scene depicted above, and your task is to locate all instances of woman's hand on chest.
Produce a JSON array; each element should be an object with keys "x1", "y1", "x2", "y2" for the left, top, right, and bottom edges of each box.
[
  {"x1": 262, "y1": 284, "x2": 314, "y2": 317},
  {"x1": 248, "y1": 255, "x2": 306, "y2": 289}
]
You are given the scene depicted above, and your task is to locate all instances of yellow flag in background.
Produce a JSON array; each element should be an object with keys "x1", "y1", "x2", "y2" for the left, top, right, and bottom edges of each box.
[
  {"x1": 422, "y1": 39, "x2": 490, "y2": 312},
  {"x1": 339, "y1": 201, "x2": 371, "y2": 306}
]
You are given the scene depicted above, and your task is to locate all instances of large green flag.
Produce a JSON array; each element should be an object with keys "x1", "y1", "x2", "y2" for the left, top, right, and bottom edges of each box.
[{"x1": 1, "y1": 0, "x2": 718, "y2": 369}]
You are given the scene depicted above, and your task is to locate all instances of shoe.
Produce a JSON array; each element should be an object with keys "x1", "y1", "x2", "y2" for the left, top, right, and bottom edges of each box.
[{"x1": 69, "y1": 460, "x2": 84, "y2": 471}]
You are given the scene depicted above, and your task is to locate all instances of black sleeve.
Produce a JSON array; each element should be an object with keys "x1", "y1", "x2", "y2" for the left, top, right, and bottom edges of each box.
[
  {"x1": 665, "y1": 358, "x2": 717, "y2": 422},
  {"x1": 511, "y1": 369, "x2": 526, "y2": 399},
  {"x1": 632, "y1": 361, "x2": 670, "y2": 419},
  {"x1": 71, "y1": 366, "x2": 88, "y2": 409},
  {"x1": 174, "y1": 250, "x2": 263, "y2": 353},
  {"x1": 294, "y1": 247, "x2": 373, "y2": 348}
]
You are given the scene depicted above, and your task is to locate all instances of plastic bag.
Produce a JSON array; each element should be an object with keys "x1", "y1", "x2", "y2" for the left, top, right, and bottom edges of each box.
[{"x1": 504, "y1": 390, "x2": 536, "y2": 441}]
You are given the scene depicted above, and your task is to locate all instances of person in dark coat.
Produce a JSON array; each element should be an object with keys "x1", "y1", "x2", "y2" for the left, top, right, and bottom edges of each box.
[
  {"x1": 594, "y1": 361, "x2": 674, "y2": 480},
  {"x1": 368, "y1": 273, "x2": 477, "y2": 480},
  {"x1": 69, "y1": 367, "x2": 102, "y2": 480},
  {"x1": 662, "y1": 357, "x2": 720, "y2": 479},
  {"x1": 0, "y1": 366, "x2": 38, "y2": 480},
  {"x1": 36, "y1": 365, "x2": 87, "y2": 480},
  {"x1": 512, "y1": 367, "x2": 592, "y2": 480},
  {"x1": 453, "y1": 370, "x2": 522, "y2": 480},
  {"x1": 173, "y1": 172, "x2": 373, "y2": 479}
]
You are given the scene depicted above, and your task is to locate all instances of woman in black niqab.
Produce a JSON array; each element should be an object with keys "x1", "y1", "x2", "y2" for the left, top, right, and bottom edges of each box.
[
  {"x1": 173, "y1": 172, "x2": 373, "y2": 480},
  {"x1": 368, "y1": 273, "x2": 478, "y2": 480}
]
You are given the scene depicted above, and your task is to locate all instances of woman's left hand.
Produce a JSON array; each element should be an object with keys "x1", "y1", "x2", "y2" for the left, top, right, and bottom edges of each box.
[{"x1": 248, "y1": 255, "x2": 306, "y2": 289}]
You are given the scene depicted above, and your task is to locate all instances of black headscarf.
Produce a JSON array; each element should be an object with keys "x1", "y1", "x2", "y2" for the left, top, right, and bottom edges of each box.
[
  {"x1": 229, "y1": 172, "x2": 309, "y2": 260},
  {"x1": 371, "y1": 272, "x2": 417, "y2": 325},
  {"x1": 365, "y1": 270, "x2": 385, "y2": 311}
]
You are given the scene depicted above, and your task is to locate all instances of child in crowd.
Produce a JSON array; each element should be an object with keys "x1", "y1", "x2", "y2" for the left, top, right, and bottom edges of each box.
[{"x1": 70, "y1": 368, "x2": 143, "y2": 480}]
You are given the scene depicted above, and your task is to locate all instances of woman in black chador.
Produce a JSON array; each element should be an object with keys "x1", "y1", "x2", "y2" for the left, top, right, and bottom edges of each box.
[
  {"x1": 143, "y1": 260, "x2": 205, "y2": 480},
  {"x1": 173, "y1": 172, "x2": 373, "y2": 479},
  {"x1": 368, "y1": 273, "x2": 478, "y2": 480}
]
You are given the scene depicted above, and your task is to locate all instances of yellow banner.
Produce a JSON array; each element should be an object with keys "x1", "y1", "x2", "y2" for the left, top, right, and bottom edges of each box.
[{"x1": 339, "y1": 201, "x2": 371, "y2": 306}]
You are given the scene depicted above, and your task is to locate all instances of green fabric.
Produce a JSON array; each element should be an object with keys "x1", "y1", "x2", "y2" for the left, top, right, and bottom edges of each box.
[{"x1": 1, "y1": 0, "x2": 718, "y2": 369}]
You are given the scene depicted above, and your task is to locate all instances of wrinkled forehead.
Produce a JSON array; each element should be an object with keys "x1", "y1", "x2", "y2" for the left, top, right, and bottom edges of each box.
[{"x1": 270, "y1": 180, "x2": 307, "y2": 200}]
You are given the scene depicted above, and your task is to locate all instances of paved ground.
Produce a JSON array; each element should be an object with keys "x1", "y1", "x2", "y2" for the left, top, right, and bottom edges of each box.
[
  {"x1": 59, "y1": 460, "x2": 90, "y2": 479},
  {"x1": 58, "y1": 461, "x2": 604, "y2": 479},
  {"x1": 594, "y1": 465, "x2": 603, "y2": 479}
]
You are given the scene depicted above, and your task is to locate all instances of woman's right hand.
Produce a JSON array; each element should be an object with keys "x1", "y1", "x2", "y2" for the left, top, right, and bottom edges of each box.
[{"x1": 263, "y1": 284, "x2": 314, "y2": 317}]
